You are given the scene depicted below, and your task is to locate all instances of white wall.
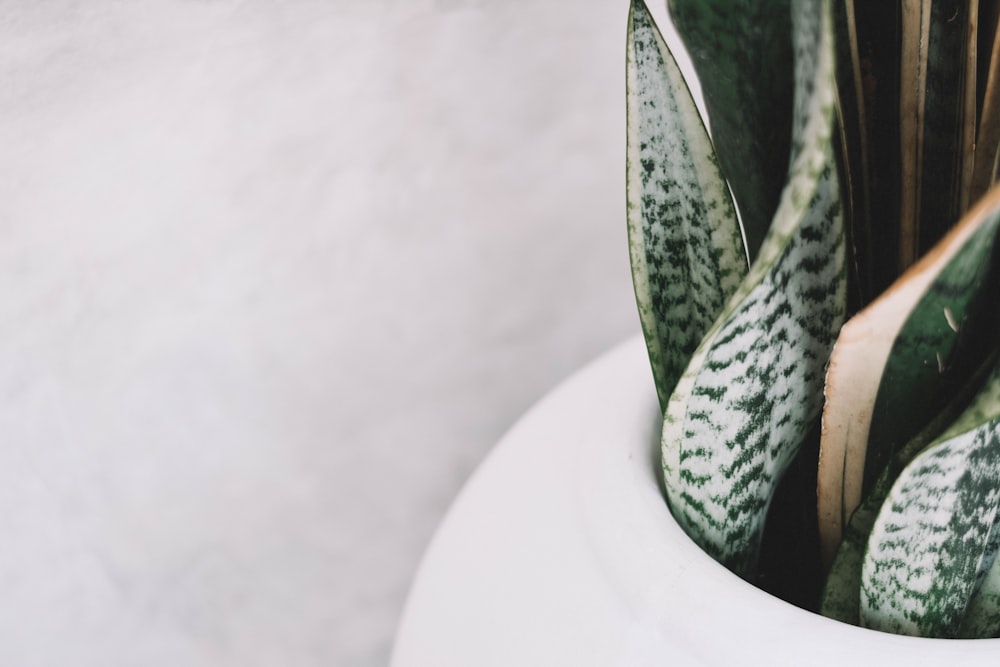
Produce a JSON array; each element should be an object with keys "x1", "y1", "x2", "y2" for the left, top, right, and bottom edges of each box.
[{"x1": 0, "y1": 1, "x2": 643, "y2": 664}]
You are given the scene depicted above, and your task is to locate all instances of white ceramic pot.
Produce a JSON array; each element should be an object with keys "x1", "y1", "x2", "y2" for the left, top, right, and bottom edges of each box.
[{"x1": 392, "y1": 335, "x2": 1000, "y2": 665}]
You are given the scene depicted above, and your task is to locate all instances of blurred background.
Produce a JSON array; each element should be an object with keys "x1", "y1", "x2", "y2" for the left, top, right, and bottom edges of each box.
[{"x1": 0, "y1": 0, "x2": 687, "y2": 664}]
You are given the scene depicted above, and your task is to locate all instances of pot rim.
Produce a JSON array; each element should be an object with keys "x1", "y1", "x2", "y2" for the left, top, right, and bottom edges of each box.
[{"x1": 393, "y1": 335, "x2": 1000, "y2": 666}]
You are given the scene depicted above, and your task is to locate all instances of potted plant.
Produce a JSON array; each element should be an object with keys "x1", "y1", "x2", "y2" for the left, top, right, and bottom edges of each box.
[{"x1": 393, "y1": 0, "x2": 1000, "y2": 662}]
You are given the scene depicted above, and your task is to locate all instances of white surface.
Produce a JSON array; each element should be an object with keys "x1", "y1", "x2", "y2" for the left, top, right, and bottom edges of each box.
[
  {"x1": 0, "y1": 2, "x2": 642, "y2": 665},
  {"x1": 394, "y1": 336, "x2": 1000, "y2": 666}
]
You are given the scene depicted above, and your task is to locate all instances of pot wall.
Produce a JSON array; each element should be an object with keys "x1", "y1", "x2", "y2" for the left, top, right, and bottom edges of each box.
[{"x1": 392, "y1": 335, "x2": 1000, "y2": 665}]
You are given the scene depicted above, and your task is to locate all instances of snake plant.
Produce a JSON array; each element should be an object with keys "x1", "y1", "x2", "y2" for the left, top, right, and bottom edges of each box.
[{"x1": 627, "y1": 0, "x2": 1000, "y2": 637}]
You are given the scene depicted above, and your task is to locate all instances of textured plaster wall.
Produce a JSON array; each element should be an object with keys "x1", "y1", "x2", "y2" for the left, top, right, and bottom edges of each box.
[{"x1": 0, "y1": 0, "x2": 688, "y2": 664}]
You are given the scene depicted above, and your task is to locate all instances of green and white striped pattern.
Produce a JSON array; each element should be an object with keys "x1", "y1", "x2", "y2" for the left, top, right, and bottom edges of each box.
[
  {"x1": 626, "y1": 0, "x2": 747, "y2": 411},
  {"x1": 862, "y1": 429, "x2": 1000, "y2": 636},
  {"x1": 861, "y1": 371, "x2": 1000, "y2": 637},
  {"x1": 960, "y1": 540, "x2": 1000, "y2": 637},
  {"x1": 819, "y1": 392, "x2": 972, "y2": 625},
  {"x1": 661, "y1": 0, "x2": 846, "y2": 576}
]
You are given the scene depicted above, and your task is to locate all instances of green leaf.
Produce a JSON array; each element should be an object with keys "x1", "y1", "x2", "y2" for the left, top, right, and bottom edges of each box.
[
  {"x1": 817, "y1": 189, "x2": 1000, "y2": 567},
  {"x1": 820, "y1": 481, "x2": 881, "y2": 624},
  {"x1": 977, "y1": 1, "x2": 1000, "y2": 124},
  {"x1": 661, "y1": 0, "x2": 846, "y2": 577},
  {"x1": 898, "y1": 0, "x2": 977, "y2": 266},
  {"x1": 971, "y1": 9, "x2": 1000, "y2": 202},
  {"x1": 831, "y1": 0, "x2": 874, "y2": 307},
  {"x1": 625, "y1": 0, "x2": 748, "y2": 412},
  {"x1": 860, "y1": 369, "x2": 1000, "y2": 637},
  {"x1": 847, "y1": 2, "x2": 904, "y2": 296},
  {"x1": 667, "y1": 0, "x2": 793, "y2": 263}
]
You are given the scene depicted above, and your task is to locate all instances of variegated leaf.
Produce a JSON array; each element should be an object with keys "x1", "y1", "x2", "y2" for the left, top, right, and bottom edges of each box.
[
  {"x1": 817, "y1": 188, "x2": 1000, "y2": 567},
  {"x1": 667, "y1": 0, "x2": 792, "y2": 262},
  {"x1": 820, "y1": 386, "x2": 983, "y2": 624},
  {"x1": 958, "y1": 519, "x2": 1000, "y2": 637},
  {"x1": 861, "y1": 369, "x2": 1000, "y2": 637},
  {"x1": 626, "y1": 0, "x2": 747, "y2": 411},
  {"x1": 661, "y1": 0, "x2": 846, "y2": 577}
]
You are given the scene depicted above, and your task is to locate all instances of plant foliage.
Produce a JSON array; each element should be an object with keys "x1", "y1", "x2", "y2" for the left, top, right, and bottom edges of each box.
[{"x1": 627, "y1": 0, "x2": 1000, "y2": 636}]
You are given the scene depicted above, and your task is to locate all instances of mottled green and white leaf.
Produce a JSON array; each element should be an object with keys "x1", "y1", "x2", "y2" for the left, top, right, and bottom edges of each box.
[
  {"x1": 626, "y1": 0, "x2": 747, "y2": 411},
  {"x1": 958, "y1": 530, "x2": 1000, "y2": 638},
  {"x1": 861, "y1": 369, "x2": 1000, "y2": 637},
  {"x1": 661, "y1": 0, "x2": 846, "y2": 577},
  {"x1": 821, "y1": 380, "x2": 992, "y2": 625}
]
